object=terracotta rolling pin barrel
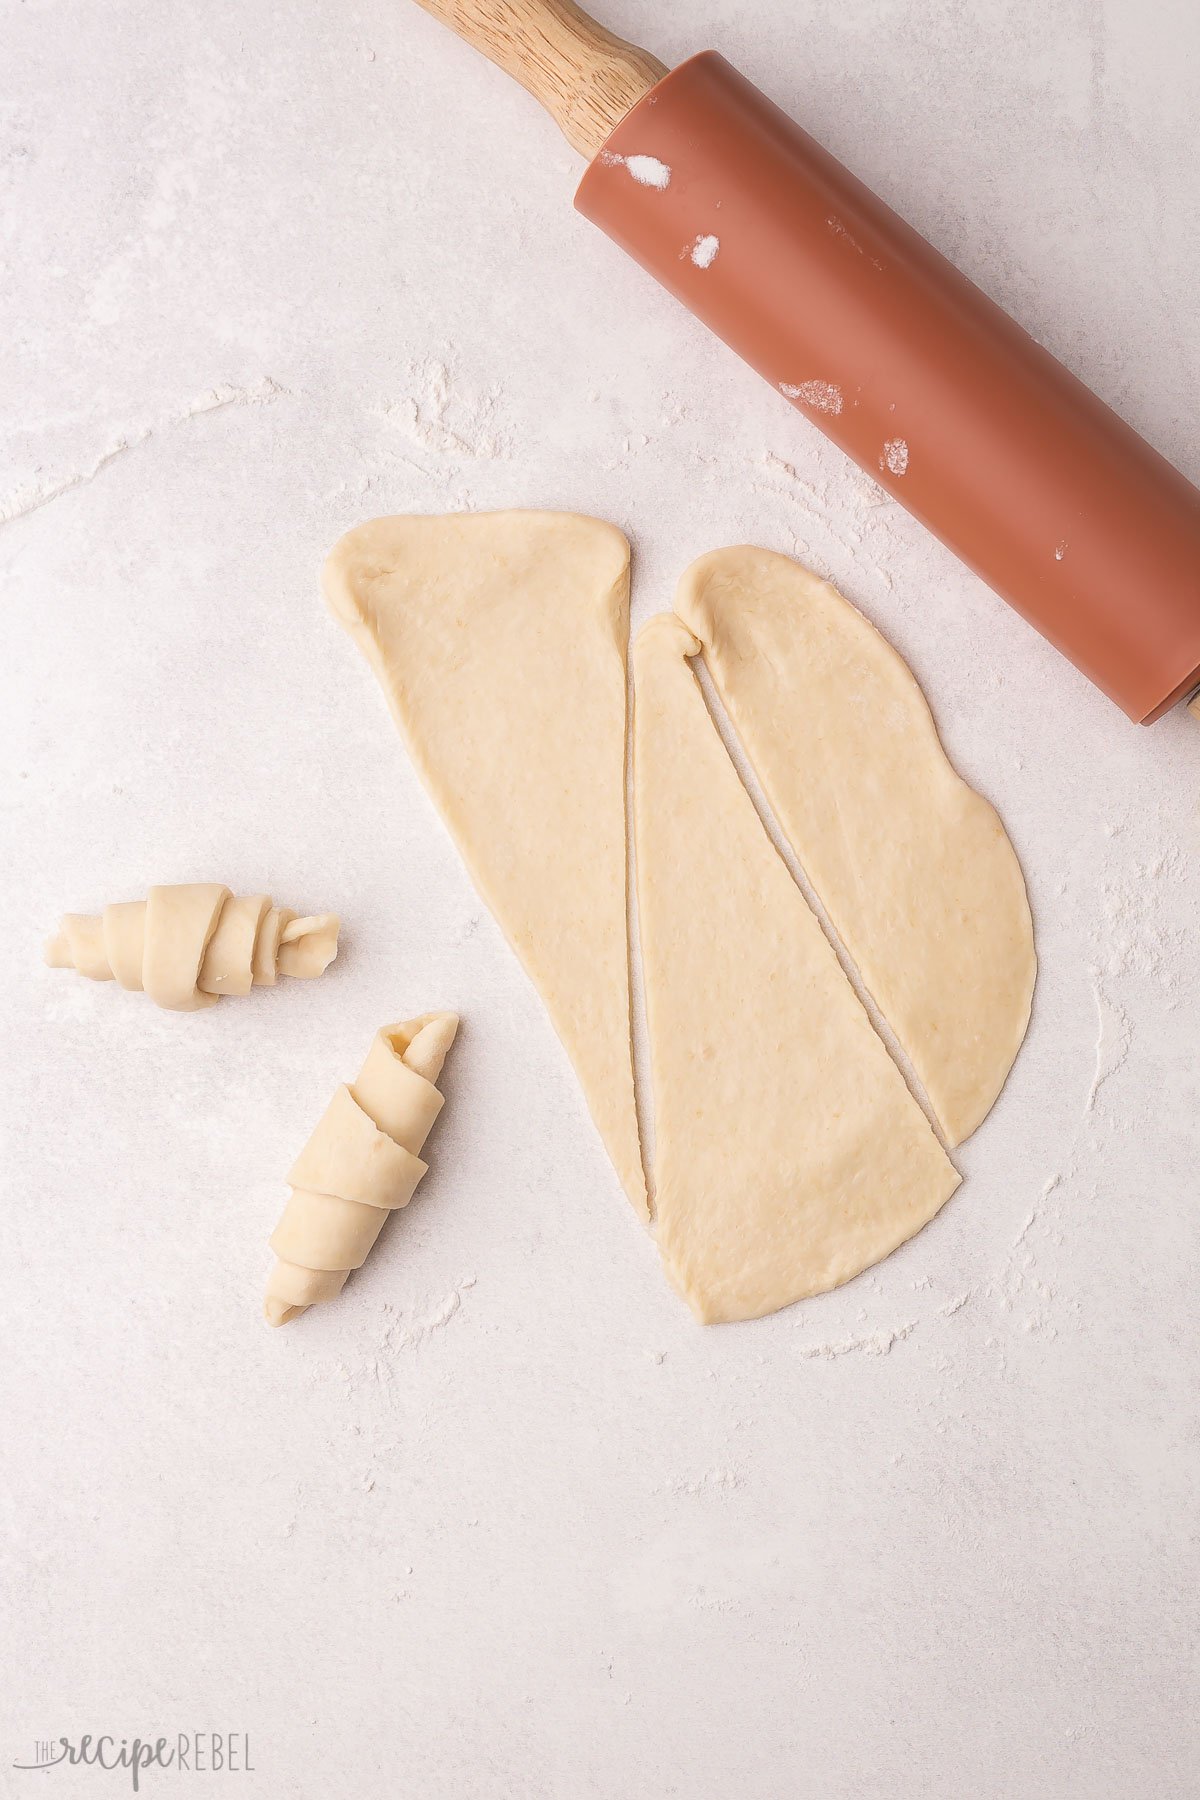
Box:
[414,0,1200,726]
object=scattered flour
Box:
[780,379,844,416]
[377,357,510,462]
[0,377,283,528]
[880,437,910,477]
[796,1320,917,1360]
[379,1276,477,1353]
[688,233,720,269]
[601,151,671,189]
[827,214,861,252]
[1085,980,1132,1111]
[666,1467,743,1498]
[827,213,885,270]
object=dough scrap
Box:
[325,512,645,1214]
[676,548,1035,1146]
[264,1013,458,1325]
[45,884,339,1012]
[633,614,961,1324]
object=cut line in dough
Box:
[323,513,1034,1324]
[675,547,1035,1146]
[687,651,952,1153]
[633,612,961,1323]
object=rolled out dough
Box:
[676,548,1035,1146]
[325,512,646,1215]
[633,614,961,1324]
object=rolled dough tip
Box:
[401,1011,460,1084]
[277,913,341,980]
[430,1009,461,1044]
[264,1297,305,1327]
[279,911,337,944]
[43,931,70,967]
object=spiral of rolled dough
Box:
[264,1013,459,1326]
[44,883,339,1011]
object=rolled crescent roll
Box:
[44,883,339,1011]
[264,1013,459,1327]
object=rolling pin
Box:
[413,0,1200,728]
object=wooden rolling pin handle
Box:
[1188,692,1200,726]
[411,0,667,159]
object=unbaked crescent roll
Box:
[264,1013,459,1327]
[44,884,339,1011]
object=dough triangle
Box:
[675,547,1035,1147]
[325,511,646,1215]
[633,613,960,1323]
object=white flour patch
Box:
[881,437,910,476]
[375,356,510,462]
[380,1277,477,1353]
[665,1467,743,1498]
[688,233,720,269]
[601,151,671,189]
[780,379,844,416]
[1084,981,1132,1112]
[0,377,283,528]
[1055,539,1068,560]
[796,1320,918,1361]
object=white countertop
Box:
[3,2,1198,1795]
